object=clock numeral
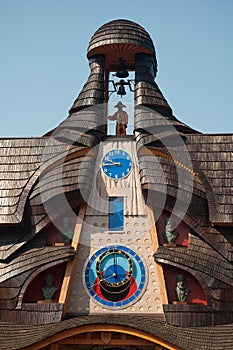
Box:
[126,168,130,173]
[115,174,118,179]
[109,152,113,156]
[126,156,130,160]
[122,172,125,177]
[109,173,112,177]
[129,162,132,166]
[104,168,107,172]
[104,156,109,161]
[115,149,120,154]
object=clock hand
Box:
[89,269,115,290]
[89,271,117,290]
[102,161,121,166]
[113,253,117,281]
[108,159,119,165]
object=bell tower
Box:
[55,19,173,145]
[60,20,172,317]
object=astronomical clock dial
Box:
[83,245,147,309]
[101,149,132,180]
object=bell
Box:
[115,69,129,78]
[117,85,126,96]
[115,57,129,78]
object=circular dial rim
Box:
[101,149,132,180]
[83,245,147,309]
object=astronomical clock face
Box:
[83,245,147,309]
[101,149,132,180]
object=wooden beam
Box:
[71,204,86,250]
[58,204,86,312]
[147,205,168,305]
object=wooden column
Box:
[58,204,86,315]
[147,205,168,304]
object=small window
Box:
[109,197,124,231]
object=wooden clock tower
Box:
[0,19,233,350]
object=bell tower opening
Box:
[107,70,135,136]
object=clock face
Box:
[101,149,132,180]
[83,245,147,309]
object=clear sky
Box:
[0,0,232,137]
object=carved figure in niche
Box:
[108,101,128,135]
[60,216,73,244]
[175,274,189,302]
[41,273,57,300]
[163,218,179,244]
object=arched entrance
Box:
[23,325,181,350]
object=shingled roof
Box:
[0,315,233,350]
[0,138,91,225]
[0,18,232,350]
[186,134,233,224]
[87,19,156,62]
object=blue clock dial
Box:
[101,149,132,180]
[83,245,147,309]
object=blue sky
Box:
[0,0,232,137]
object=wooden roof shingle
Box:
[0,315,232,350]
[186,134,233,225]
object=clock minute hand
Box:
[103,161,121,166]
[108,159,121,166]
[113,253,117,281]
[108,159,117,164]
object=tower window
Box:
[109,197,124,231]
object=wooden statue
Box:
[108,101,128,135]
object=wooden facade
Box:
[0,19,232,350]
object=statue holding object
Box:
[175,274,189,302]
[163,218,179,244]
